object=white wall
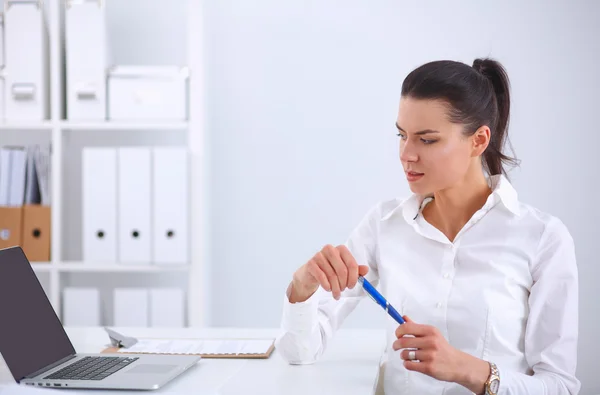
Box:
[201,0,600,393]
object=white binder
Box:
[0,13,4,68]
[82,148,117,262]
[4,0,49,120]
[152,148,189,264]
[0,14,4,120]
[113,288,149,327]
[8,147,26,206]
[65,0,109,120]
[150,288,185,327]
[62,288,100,327]
[118,147,151,264]
[0,148,12,205]
[0,71,4,120]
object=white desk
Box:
[0,327,385,395]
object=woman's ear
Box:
[471,126,491,157]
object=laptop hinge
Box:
[22,354,77,381]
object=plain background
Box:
[13,0,598,392]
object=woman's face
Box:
[396,97,483,195]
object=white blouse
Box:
[275,175,580,395]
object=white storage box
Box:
[4,0,49,120]
[107,66,188,121]
[65,0,110,120]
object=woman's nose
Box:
[400,141,418,163]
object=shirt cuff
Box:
[281,289,320,333]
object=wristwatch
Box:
[484,362,500,395]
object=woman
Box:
[274,58,579,395]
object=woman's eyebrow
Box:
[395,123,441,135]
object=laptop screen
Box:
[0,247,75,381]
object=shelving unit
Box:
[59,121,189,131]
[1,0,206,327]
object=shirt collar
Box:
[382,174,521,223]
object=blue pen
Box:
[358,276,405,325]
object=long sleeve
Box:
[498,217,581,395]
[274,204,382,364]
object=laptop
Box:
[0,246,200,390]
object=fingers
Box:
[358,265,369,277]
[395,319,437,338]
[400,349,433,362]
[314,251,341,299]
[306,258,331,292]
[322,245,348,291]
[392,335,430,351]
[308,244,366,301]
[337,245,359,289]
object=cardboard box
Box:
[21,204,50,261]
[0,206,23,250]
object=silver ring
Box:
[408,350,416,360]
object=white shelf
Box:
[31,262,190,273]
[56,262,190,272]
[0,121,54,131]
[59,121,189,131]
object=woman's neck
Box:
[422,169,492,243]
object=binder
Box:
[8,147,26,206]
[0,206,22,249]
[62,288,100,327]
[0,12,4,68]
[113,288,149,327]
[150,288,185,327]
[118,148,151,264]
[82,148,117,262]
[152,148,189,264]
[4,0,49,120]
[0,147,11,205]
[0,146,27,206]
[0,13,4,120]
[21,204,50,261]
[34,144,51,206]
[24,145,41,205]
[65,0,109,120]
[0,71,4,120]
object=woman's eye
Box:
[421,139,437,145]
[396,133,406,140]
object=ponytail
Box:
[472,58,518,176]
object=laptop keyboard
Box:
[43,356,139,381]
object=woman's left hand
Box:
[393,316,489,393]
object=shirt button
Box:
[443,273,450,279]
[436,302,443,309]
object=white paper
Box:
[118,339,273,355]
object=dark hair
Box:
[401,58,519,177]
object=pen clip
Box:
[358,276,378,304]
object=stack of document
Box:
[0,145,50,206]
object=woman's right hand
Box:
[288,244,369,303]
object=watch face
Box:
[490,378,500,393]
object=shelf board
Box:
[56,262,190,272]
[60,121,189,131]
[0,122,54,131]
